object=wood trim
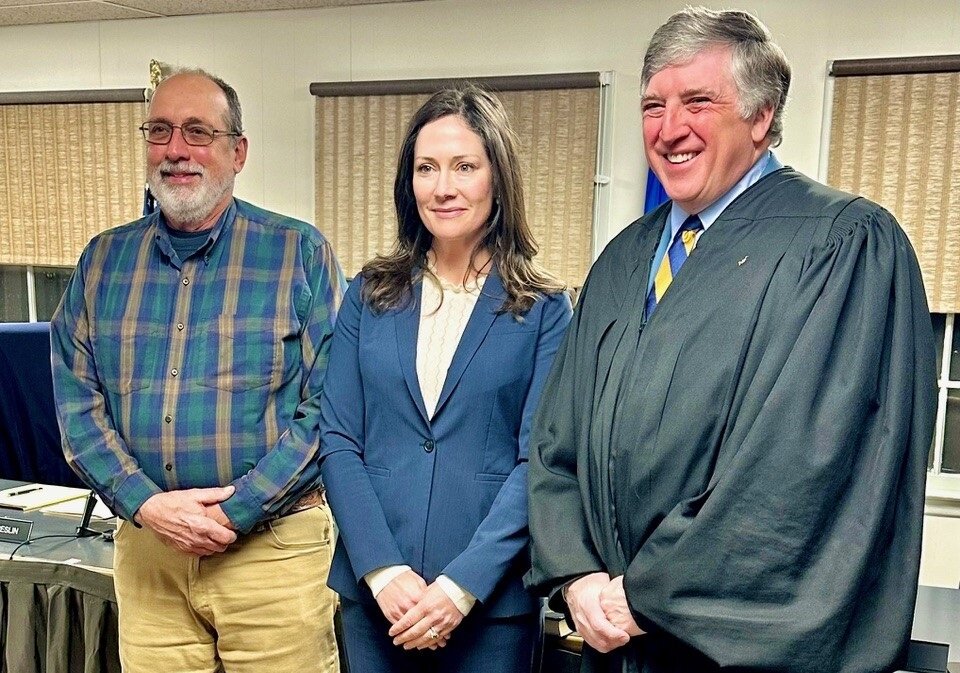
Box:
[310,72,601,97]
[830,55,960,77]
[0,88,146,105]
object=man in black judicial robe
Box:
[525,8,937,673]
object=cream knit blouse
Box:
[416,271,486,418]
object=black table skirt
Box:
[0,560,119,673]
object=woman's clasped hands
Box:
[376,569,465,651]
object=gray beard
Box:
[148,161,234,229]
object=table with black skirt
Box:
[0,479,118,673]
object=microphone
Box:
[76,491,100,538]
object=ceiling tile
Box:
[0,2,157,26]
[0,0,423,26]
[116,0,419,15]
[0,0,77,6]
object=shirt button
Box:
[182,277,190,286]
[176,323,184,331]
[164,415,172,423]
[171,368,179,377]
[423,439,435,453]
[165,463,173,471]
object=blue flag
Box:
[142,184,157,216]
[643,168,669,213]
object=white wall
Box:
[2,0,960,580]
[921,515,960,588]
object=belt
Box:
[285,489,326,513]
[251,488,326,533]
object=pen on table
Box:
[5,487,42,497]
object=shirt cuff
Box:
[365,565,411,597]
[548,577,581,632]
[437,574,477,616]
[113,470,163,523]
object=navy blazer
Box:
[320,270,572,618]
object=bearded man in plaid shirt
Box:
[51,67,343,673]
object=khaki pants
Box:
[114,506,339,673]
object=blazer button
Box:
[423,439,435,453]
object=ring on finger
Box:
[427,627,440,640]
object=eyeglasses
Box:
[139,121,243,147]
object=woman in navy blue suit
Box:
[319,86,573,673]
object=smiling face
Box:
[412,114,495,257]
[641,46,773,215]
[145,73,247,231]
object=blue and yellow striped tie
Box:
[645,214,703,318]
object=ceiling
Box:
[0,0,423,27]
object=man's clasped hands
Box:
[564,572,646,653]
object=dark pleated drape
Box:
[0,561,120,673]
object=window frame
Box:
[821,55,960,513]
[0,88,145,325]
[929,313,960,512]
[0,263,75,323]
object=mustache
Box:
[157,161,205,176]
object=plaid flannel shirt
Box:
[51,199,344,533]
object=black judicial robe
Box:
[526,168,937,673]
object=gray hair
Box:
[641,6,791,146]
[157,67,244,137]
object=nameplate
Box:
[0,516,33,544]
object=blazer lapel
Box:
[394,281,430,424]
[432,269,505,418]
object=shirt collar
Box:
[668,150,782,236]
[154,199,237,266]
